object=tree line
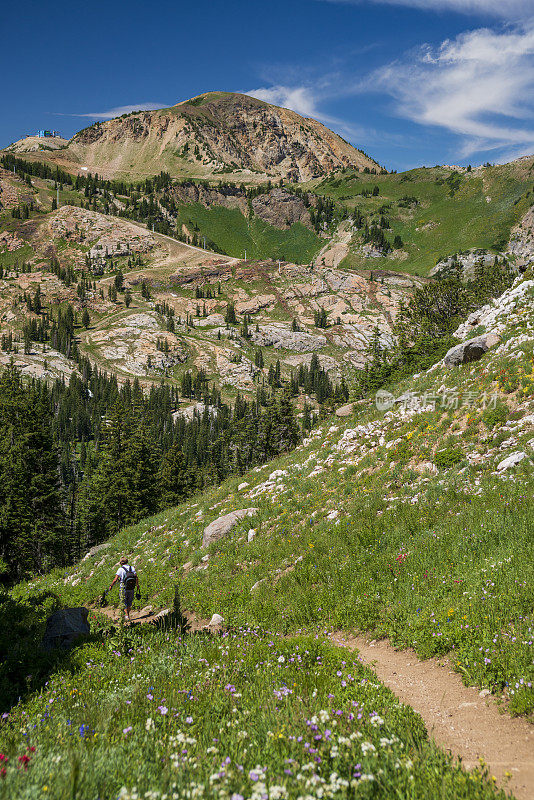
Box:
[0,360,304,584]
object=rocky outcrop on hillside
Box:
[443,334,500,367]
[507,206,534,269]
[48,206,155,267]
[0,169,32,210]
[172,184,314,230]
[251,188,313,229]
[50,206,155,253]
[430,249,501,279]
[250,323,327,352]
[454,279,534,339]
[63,93,379,181]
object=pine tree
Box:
[0,365,66,579]
[82,309,90,328]
[157,444,198,509]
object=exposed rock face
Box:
[251,188,312,229]
[172,184,314,230]
[216,350,258,389]
[250,323,327,352]
[454,279,534,339]
[0,168,32,210]
[507,205,534,269]
[443,334,500,367]
[42,608,90,650]
[203,508,259,548]
[86,312,188,377]
[56,93,380,181]
[497,451,528,471]
[430,250,502,279]
[49,206,155,265]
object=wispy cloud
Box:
[57,103,168,120]
[322,0,534,19]
[245,83,372,141]
[362,25,534,160]
[246,86,323,118]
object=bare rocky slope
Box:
[6,93,379,182]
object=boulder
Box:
[202,508,259,548]
[443,334,500,367]
[42,607,90,651]
[497,451,528,471]
[208,613,224,627]
[335,403,354,418]
[82,542,112,561]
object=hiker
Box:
[108,557,140,623]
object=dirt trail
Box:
[90,603,210,632]
[332,633,534,800]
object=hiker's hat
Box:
[119,556,128,565]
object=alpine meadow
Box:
[1,5,534,799]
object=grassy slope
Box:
[310,164,534,275]
[1,270,533,800]
[175,202,322,263]
[24,276,533,707]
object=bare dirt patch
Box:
[332,633,534,800]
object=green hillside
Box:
[175,202,322,263]
[2,275,533,798]
[311,162,534,275]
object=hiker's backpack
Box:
[123,566,137,591]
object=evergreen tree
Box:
[0,365,66,580]
[158,444,198,509]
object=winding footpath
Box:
[91,603,533,798]
[332,633,534,800]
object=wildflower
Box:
[123,727,133,735]
[278,655,285,664]
[158,706,168,715]
[145,718,155,731]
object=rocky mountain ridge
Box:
[4,93,379,182]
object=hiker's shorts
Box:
[123,589,135,609]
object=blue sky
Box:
[2,0,534,171]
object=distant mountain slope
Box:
[4,92,380,182]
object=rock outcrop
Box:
[203,508,259,548]
[42,608,90,650]
[497,451,528,471]
[250,324,327,352]
[507,206,534,269]
[443,334,500,367]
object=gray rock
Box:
[335,403,354,418]
[497,451,528,471]
[443,334,500,367]
[202,508,259,548]
[209,613,224,627]
[82,542,112,561]
[250,324,326,353]
[42,607,90,651]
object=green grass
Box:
[0,628,509,800]
[311,165,534,275]
[19,322,534,717]
[0,242,34,269]
[175,203,322,263]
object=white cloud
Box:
[246,86,320,117]
[367,25,534,159]
[324,0,534,19]
[70,103,168,120]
